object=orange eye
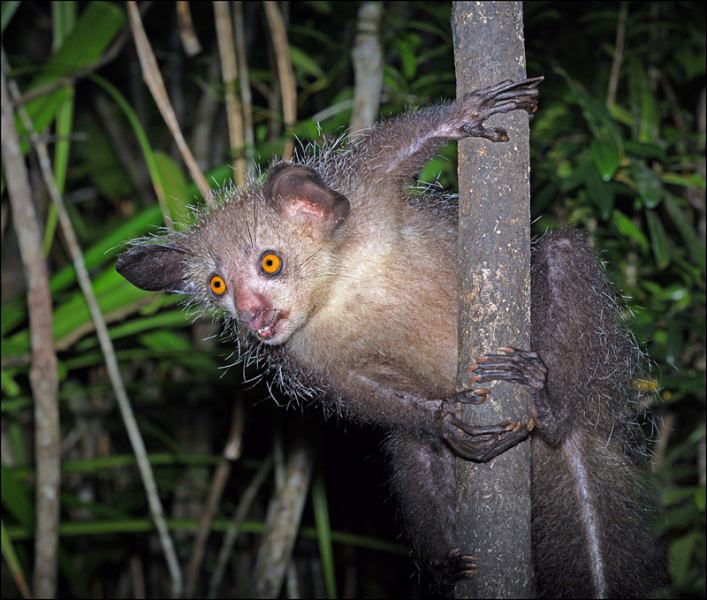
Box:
[261,252,282,275]
[209,275,227,295]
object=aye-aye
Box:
[117,78,663,597]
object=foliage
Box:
[1,1,704,597]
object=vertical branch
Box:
[214,1,247,185]
[263,1,297,161]
[452,1,533,597]
[251,433,315,598]
[126,0,210,209]
[233,1,254,170]
[350,2,383,137]
[1,68,59,600]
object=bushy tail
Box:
[529,229,665,598]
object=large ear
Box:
[264,163,350,240]
[116,244,198,295]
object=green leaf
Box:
[663,192,703,261]
[393,36,418,81]
[289,45,326,80]
[20,2,125,144]
[629,159,664,208]
[611,211,649,252]
[49,204,164,295]
[669,530,699,585]
[0,463,34,529]
[312,472,337,599]
[662,172,706,188]
[153,151,192,226]
[1,370,21,397]
[1,518,29,598]
[590,135,619,180]
[137,331,220,374]
[76,118,135,200]
[1,1,21,32]
[607,103,631,126]
[3,268,160,356]
[1,298,27,338]
[674,46,707,80]
[586,164,614,220]
[86,73,176,221]
[646,209,671,269]
[628,59,659,143]
[52,1,78,49]
[76,311,190,351]
[623,141,667,162]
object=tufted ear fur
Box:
[264,163,350,240]
[116,245,197,295]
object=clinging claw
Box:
[467,347,548,393]
[457,77,544,142]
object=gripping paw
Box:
[458,77,543,142]
[467,347,547,393]
[437,395,530,462]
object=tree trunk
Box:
[452,2,532,597]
